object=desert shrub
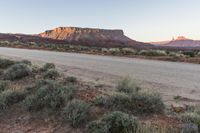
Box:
[0,80,8,92]
[101,48,109,53]
[0,90,26,110]
[108,93,132,110]
[138,50,167,56]
[19,60,32,66]
[197,52,200,57]
[64,99,91,127]
[183,51,195,57]
[181,112,200,131]
[181,123,199,133]
[87,111,139,133]
[41,63,55,71]
[168,51,185,58]
[136,124,180,133]
[108,48,121,55]
[93,92,164,114]
[130,92,164,114]
[23,80,74,111]
[94,93,131,110]
[0,58,15,69]
[117,77,141,94]
[92,95,110,107]
[0,70,3,76]
[3,63,32,80]
[44,69,59,79]
[87,120,109,133]
[121,48,136,55]
[65,76,77,83]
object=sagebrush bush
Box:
[108,93,131,110]
[138,50,167,56]
[93,93,131,110]
[93,91,164,114]
[130,92,164,114]
[87,111,139,133]
[108,48,121,55]
[121,48,136,55]
[0,70,3,77]
[181,112,200,131]
[0,80,8,92]
[117,77,141,93]
[92,95,110,107]
[44,69,59,79]
[0,90,26,110]
[23,80,74,111]
[19,60,32,66]
[65,76,77,83]
[41,63,55,71]
[0,58,15,69]
[87,120,109,133]
[197,52,200,57]
[181,123,199,133]
[64,99,91,127]
[182,51,195,57]
[168,52,185,58]
[3,63,32,80]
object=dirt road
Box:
[0,47,199,104]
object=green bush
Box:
[0,90,26,110]
[130,92,164,114]
[197,52,200,57]
[19,60,32,66]
[0,58,15,69]
[65,76,77,83]
[183,51,195,57]
[64,99,91,127]
[117,77,141,93]
[0,70,3,77]
[0,80,8,92]
[41,63,55,71]
[181,112,200,131]
[87,120,108,133]
[93,91,164,114]
[23,80,74,111]
[92,95,110,107]
[87,111,139,133]
[93,93,131,110]
[121,48,136,55]
[44,69,59,79]
[3,63,32,80]
[108,48,121,55]
[138,50,167,56]
[168,52,185,58]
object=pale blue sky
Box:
[0,0,200,42]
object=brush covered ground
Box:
[1,41,200,64]
[0,58,199,133]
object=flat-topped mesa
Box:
[39,27,126,41]
[39,27,151,48]
[41,27,124,35]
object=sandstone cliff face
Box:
[39,27,147,47]
[40,27,129,41]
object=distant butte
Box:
[175,36,191,41]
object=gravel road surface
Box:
[0,47,199,104]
